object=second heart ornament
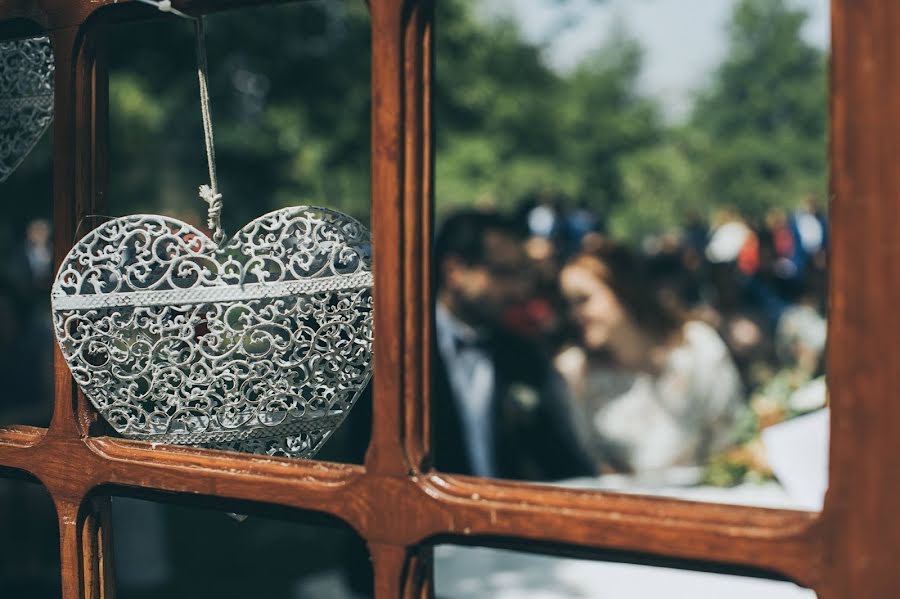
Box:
[0,36,54,182]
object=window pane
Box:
[0,34,54,428]
[435,545,817,599]
[112,497,371,598]
[0,478,60,595]
[432,0,829,511]
[83,1,373,462]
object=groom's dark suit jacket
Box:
[432,328,594,481]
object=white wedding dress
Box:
[558,320,744,484]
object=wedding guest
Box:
[9,219,53,300]
[433,210,592,480]
[3,220,54,426]
[556,242,744,483]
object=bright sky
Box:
[482,0,830,121]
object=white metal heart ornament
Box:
[51,207,374,457]
[0,36,54,182]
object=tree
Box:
[434,0,573,213]
[434,2,662,219]
[559,28,662,217]
[689,0,828,217]
[612,130,703,240]
[606,0,828,241]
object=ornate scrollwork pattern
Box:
[0,36,54,182]
[52,207,374,458]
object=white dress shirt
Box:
[435,302,497,478]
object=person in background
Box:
[433,210,593,481]
[4,219,54,426]
[9,219,53,298]
[789,195,827,278]
[556,242,744,484]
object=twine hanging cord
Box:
[193,17,224,244]
[135,0,225,244]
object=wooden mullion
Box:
[49,25,82,441]
[80,497,117,599]
[366,0,411,476]
[56,499,86,599]
[87,437,367,519]
[817,0,900,596]
[54,497,115,599]
[370,542,433,599]
[5,423,822,585]
[48,21,108,439]
[0,426,45,481]
[401,0,433,474]
[418,0,434,470]
[81,437,819,585]
[370,542,407,598]
[0,425,45,448]
[402,545,433,599]
[78,21,110,438]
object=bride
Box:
[556,243,744,483]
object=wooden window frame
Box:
[0,0,896,597]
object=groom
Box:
[432,210,593,481]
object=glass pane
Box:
[432,0,829,510]
[434,545,816,599]
[81,1,373,462]
[0,478,60,595]
[112,497,371,598]
[0,34,54,428]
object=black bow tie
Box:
[454,334,490,353]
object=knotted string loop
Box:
[133,1,225,243]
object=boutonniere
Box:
[507,383,540,411]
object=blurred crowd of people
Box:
[432,197,828,484]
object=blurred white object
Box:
[554,345,587,395]
[762,408,830,512]
[789,377,827,412]
[293,569,366,599]
[705,221,751,263]
[776,305,827,368]
[559,476,811,510]
[528,204,557,238]
[436,543,816,599]
[566,321,743,478]
[794,210,825,254]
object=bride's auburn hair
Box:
[566,239,685,344]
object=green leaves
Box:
[435,3,660,219]
[609,0,827,240]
